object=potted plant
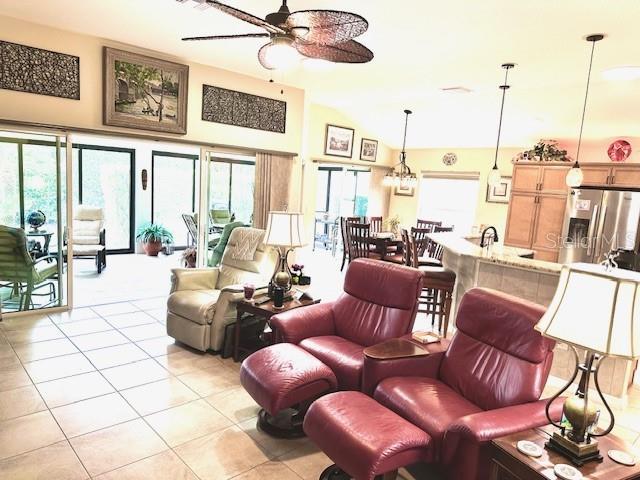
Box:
[181,247,197,268]
[136,223,173,257]
[291,263,311,285]
[383,215,401,236]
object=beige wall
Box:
[388,147,523,237]
[0,15,305,155]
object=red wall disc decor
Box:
[608,139,632,162]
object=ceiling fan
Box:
[178,0,374,70]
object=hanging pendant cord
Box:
[493,66,512,169]
[399,109,412,174]
[575,39,598,166]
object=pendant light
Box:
[488,63,515,187]
[566,34,605,188]
[383,109,417,188]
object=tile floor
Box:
[3,247,640,479]
[0,298,345,480]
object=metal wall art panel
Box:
[0,40,80,100]
[202,84,286,134]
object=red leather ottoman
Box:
[241,343,337,438]
[304,391,432,480]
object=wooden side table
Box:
[490,428,640,480]
[233,294,320,362]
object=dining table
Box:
[369,232,404,261]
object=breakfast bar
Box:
[427,231,635,401]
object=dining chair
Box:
[368,216,383,234]
[340,216,361,271]
[416,219,442,231]
[347,222,381,262]
[410,227,431,256]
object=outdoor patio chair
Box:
[0,225,58,311]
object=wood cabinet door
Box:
[511,165,540,192]
[531,195,567,252]
[540,166,570,194]
[580,165,611,186]
[504,193,538,248]
[611,166,640,187]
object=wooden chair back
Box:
[368,216,383,234]
[347,222,371,260]
[401,228,411,266]
[340,217,360,254]
[411,227,432,256]
[416,219,442,232]
[428,225,454,260]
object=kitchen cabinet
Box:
[505,162,569,262]
[511,163,570,195]
[580,164,640,187]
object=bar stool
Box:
[420,267,456,337]
[407,234,456,336]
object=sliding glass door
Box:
[0,130,70,315]
[152,151,199,248]
[73,145,135,252]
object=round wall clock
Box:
[442,152,457,166]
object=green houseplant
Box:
[136,223,173,256]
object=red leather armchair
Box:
[367,288,562,480]
[270,258,423,390]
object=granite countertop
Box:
[427,232,562,274]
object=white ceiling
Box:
[2,0,640,149]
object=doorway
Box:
[0,130,71,314]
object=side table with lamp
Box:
[490,259,640,480]
[263,211,307,305]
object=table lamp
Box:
[535,261,640,466]
[264,211,306,294]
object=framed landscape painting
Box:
[360,138,378,162]
[103,47,189,134]
[486,176,512,203]
[325,124,354,158]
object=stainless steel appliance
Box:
[559,188,640,265]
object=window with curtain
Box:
[417,172,480,235]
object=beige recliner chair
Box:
[166,227,277,352]
[70,205,106,273]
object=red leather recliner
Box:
[270,258,423,390]
[365,288,559,480]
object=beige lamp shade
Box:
[536,263,640,360]
[264,211,307,248]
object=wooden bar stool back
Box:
[408,234,456,337]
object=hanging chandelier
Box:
[488,63,515,187]
[566,34,605,188]
[383,109,417,188]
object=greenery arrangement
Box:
[136,223,174,244]
[515,139,572,163]
[383,214,401,235]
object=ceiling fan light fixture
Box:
[262,35,300,70]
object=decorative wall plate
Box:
[608,139,632,162]
[442,152,457,166]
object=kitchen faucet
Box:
[480,226,499,248]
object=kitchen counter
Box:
[427,232,561,274]
[427,232,635,401]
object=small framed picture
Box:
[394,182,415,197]
[360,138,378,162]
[486,176,512,203]
[325,124,355,158]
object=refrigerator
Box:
[559,187,640,265]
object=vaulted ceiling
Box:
[1,0,639,149]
